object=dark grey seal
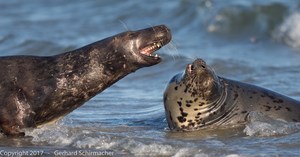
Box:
[0,25,171,136]
[164,58,300,131]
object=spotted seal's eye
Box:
[201,64,206,69]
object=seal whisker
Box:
[148,23,157,34]
[118,19,130,31]
[164,40,179,61]
[185,55,197,62]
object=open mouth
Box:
[139,41,163,59]
[134,25,172,65]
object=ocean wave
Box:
[207,3,288,38]
[244,111,300,136]
[272,12,300,49]
[25,124,203,156]
[25,117,236,156]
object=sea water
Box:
[1,0,300,156]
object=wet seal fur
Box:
[0,25,171,136]
[164,58,300,131]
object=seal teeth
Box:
[156,42,162,48]
[139,42,163,58]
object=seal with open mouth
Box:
[0,25,171,136]
[164,58,300,131]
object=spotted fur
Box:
[164,58,300,131]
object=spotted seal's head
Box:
[164,58,226,131]
[182,59,222,101]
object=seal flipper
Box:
[0,87,35,137]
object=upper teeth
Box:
[156,42,162,48]
[148,43,161,51]
[140,42,162,57]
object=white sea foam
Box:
[25,124,198,156]
[244,112,300,136]
[73,136,117,150]
[122,140,174,156]
[26,124,78,146]
[272,12,300,49]
[225,154,244,157]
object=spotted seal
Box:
[0,25,171,136]
[163,58,300,131]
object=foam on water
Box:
[244,112,300,136]
[24,124,198,156]
[272,12,300,49]
[26,124,78,146]
[24,115,300,156]
[24,121,243,156]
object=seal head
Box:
[164,59,228,131]
[182,59,222,101]
[99,25,171,67]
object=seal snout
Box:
[187,64,194,73]
[136,25,172,66]
[186,58,207,75]
[152,25,172,45]
[142,25,172,53]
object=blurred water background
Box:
[1,0,300,156]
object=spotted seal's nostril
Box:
[186,64,194,73]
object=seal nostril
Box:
[190,64,195,71]
[201,65,206,69]
[187,64,194,73]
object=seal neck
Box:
[199,78,235,127]
[55,48,139,98]
[35,48,140,125]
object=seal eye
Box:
[201,65,206,69]
[127,32,136,38]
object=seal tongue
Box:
[140,42,162,57]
